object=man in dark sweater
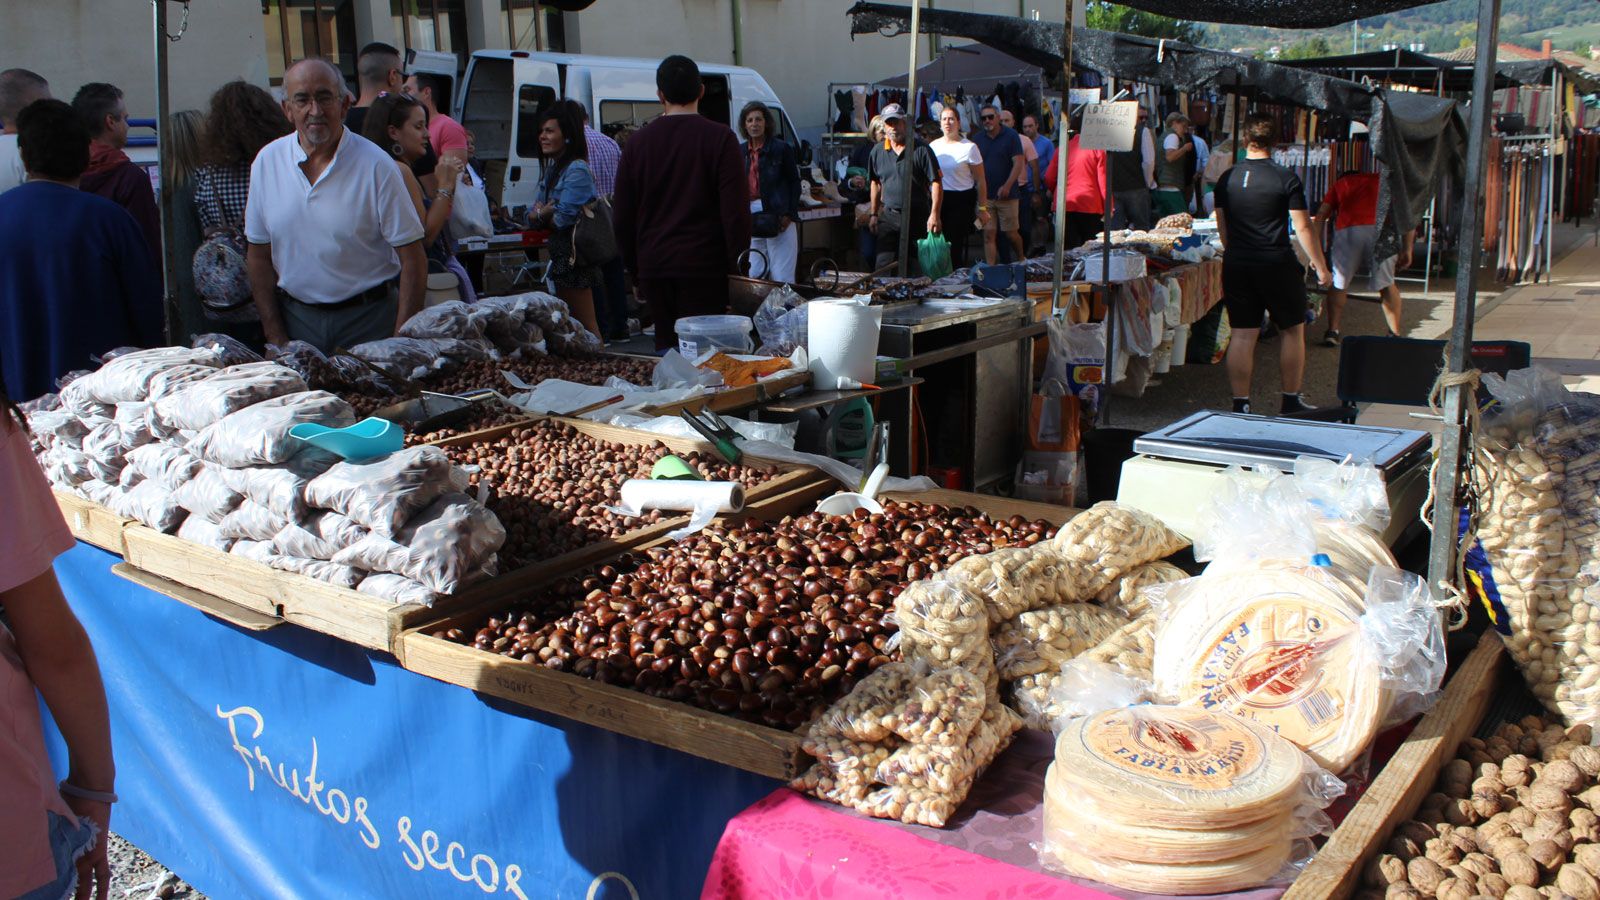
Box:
[71,83,160,273]
[613,55,751,352]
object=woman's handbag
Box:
[570,196,619,267]
[193,228,254,314]
[751,211,784,238]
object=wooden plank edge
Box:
[400,630,804,780]
[1283,633,1506,900]
[112,563,284,631]
[54,489,134,555]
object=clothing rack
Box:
[1487,137,1557,284]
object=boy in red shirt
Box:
[1314,171,1413,344]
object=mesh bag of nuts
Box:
[1049,502,1190,595]
[1476,370,1600,725]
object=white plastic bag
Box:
[113,401,158,448]
[357,573,441,606]
[218,500,292,542]
[398,300,488,341]
[177,515,233,552]
[187,390,355,468]
[109,480,187,533]
[171,464,245,522]
[331,493,504,594]
[448,180,494,239]
[305,446,468,537]
[272,511,370,561]
[124,444,203,491]
[268,555,364,589]
[75,346,222,405]
[153,362,307,433]
[219,449,340,522]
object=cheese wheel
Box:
[1040,828,1291,895]
[1050,705,1306,827]
[1153,571,1383,772]
[1043,767,1286,863]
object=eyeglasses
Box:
[981,114,997,121]
[288,91,342,111]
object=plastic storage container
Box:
[677,315,755,356]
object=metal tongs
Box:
[679,408,743,464]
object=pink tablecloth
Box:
[701,730,1288,900]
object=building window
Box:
[503,1,566,52]
[392,0,469,69]
[262,0,357,86]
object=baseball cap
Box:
[881,103,906,122]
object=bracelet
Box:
[436,189,454,200]
[59,781,118,804]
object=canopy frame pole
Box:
[1426,0,1502,599]
[153,0,178,343]
[896,0,924,277]
[1048,0,1074,313]
[1546,66,1557,280]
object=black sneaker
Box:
[1321,330,1341,347]
[1281,393,1317,415]
[1232,398,1252,414]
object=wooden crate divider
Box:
[398,482,1077,779]
[1284,633,1507,899]
[111,563,284,631]
[642,370,812,417]
[55,489,134,555]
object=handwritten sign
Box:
[1080,101,1140,152]
[1068,88,1102,106]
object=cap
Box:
[880,103,906,122]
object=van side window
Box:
[515,84,557,158]
[599,100,664,134]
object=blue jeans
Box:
[16,811,97,900]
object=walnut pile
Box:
[1358,716,1600,900]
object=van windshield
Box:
[598,99,793,147]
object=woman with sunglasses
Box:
[928,107,989,267]
[361,92,474,302]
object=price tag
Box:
[1080,101,1140,152]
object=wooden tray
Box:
[398,484,1079,779]
[55,489,133,555]
[1283,632,1506,899]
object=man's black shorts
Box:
[1222,261,1309,331]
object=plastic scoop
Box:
[650,455,703,481]
[814,491,884,517]
[289,417,404,462]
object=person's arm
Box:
[121,163,164,273]
[246,243,288,346]
[395,239,426,331]
[550,163,597,229]
[1312,201,1335,243]
[999,145,1024,198]
[5,568,115,900]
[1291,208,1331,286]
[781,141,801,228]
[1164,134,1189,163]
[716,132,753,272]
[1043,154,1058,199]
[406,163,454,246]
[869,179,882,232]
[928,180,943,234]
[612,147,639,274]
[1214,208,1229,249]
[1398,228,1417,269]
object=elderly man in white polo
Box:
[245,58,426,352]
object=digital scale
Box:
[1115,411,1433,547]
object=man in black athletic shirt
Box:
[1213,115,1332,415]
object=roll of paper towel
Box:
[808,299,883,387]
[615,479,745,514]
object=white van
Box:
[407,50,800,210]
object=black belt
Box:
[281,281,392,311]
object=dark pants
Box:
[280,288,399,354]
[874,207,930,273]
[1109,189,1154,231]
[857,224,878,271]
[1017,185,1035,255]
[942,188,978,267]
[1065,212,1105,250]
[636,276,729,352]
[596,257,629,340]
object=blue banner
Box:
[46,543,777,900]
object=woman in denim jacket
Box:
[531,102,602,337]
[738,101,802,284]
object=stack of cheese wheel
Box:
[1042,705,1309,894]
[1311,519,1397,583]
[1152,566,1384,772]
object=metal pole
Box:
[1048,0,1074,311]
[1546,67,1556,280]
[895,0,923,277]
[532,2,544,52]
[153,0,178,343]
[1426,0,1502,598]
[731,0,744,66]
[1099,108,1114,427]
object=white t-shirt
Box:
[0,135,26,195]
[929,137,982,193]
[244,128,425,305]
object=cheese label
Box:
[1079,707,1266,792]
[1188,601,1356,749]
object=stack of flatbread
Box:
[1042,705,1308,894]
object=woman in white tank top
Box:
[928,108,988,266]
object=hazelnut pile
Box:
[404,406,529,447]
[435,502,1056,729]
[1362,716,1600,900]
[443,420,781,569]
[344,354,658,421]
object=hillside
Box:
[1200,0,1598,57]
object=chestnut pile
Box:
[436,502,1057,729]
[443,420,782,568]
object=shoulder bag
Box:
[570,194,619,268]
[192,174,255,316]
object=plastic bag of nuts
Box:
[941,546,1098,624]
[272,511,369,561]
[152,362,308,434]
[893,579,998,701]
[1050,502,1190,595]
[219,449,341,522]
[305,446,468,538]
[993,603,1129,680]
[171,464,244,523]
[187,391,356,469]
[333,493,505,594]
[1094,560,1189,619]
[1474,370,1600,725]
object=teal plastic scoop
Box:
[289,417,404,461]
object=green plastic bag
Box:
[917,233,953,279]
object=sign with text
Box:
[1068,87,1102,106]
[46,544,777,900]
[1080,101,1140,152]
